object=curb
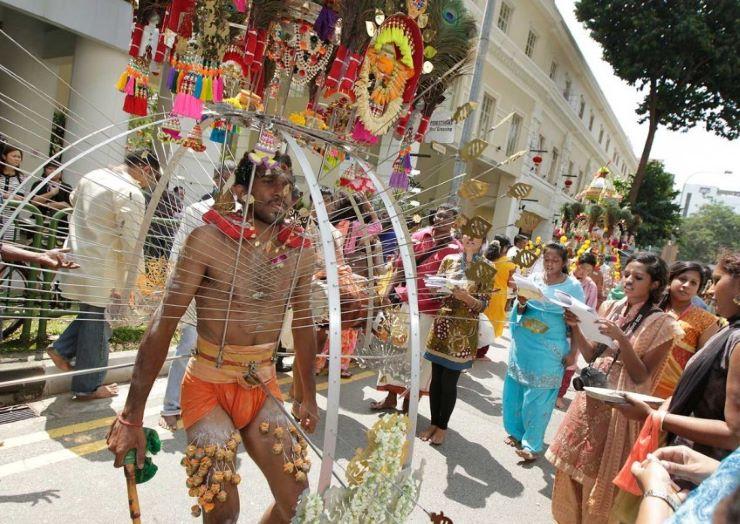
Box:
[0,348,176,402]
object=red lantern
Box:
[532,155,543,165]
[564,179,573,187]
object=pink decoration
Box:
[351,121,379,145]
[124,76,136,96]
[233,0,247,12]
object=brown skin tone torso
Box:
[108,169,319,465]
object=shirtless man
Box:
[107,155,319,523]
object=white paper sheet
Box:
[549,290,616,348]
[512,274,545,301]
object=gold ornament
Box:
[506,182,533,199]
[452,101,477,122]
[458,178,490,200]
[460,138,488,161]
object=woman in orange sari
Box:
[653,261,720,398]
[546,252,679,524]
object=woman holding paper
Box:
[546,252,678,524]
[503,243,585,462]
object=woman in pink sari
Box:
[546,252,679,524]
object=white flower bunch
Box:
[292,415,423,523]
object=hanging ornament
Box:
[354,15,423,139]
[116,58,151,117]
[532,155,543,165]
[506,182,533,199]
[182,123,207,152]
[248,128,280,168]
[157,115,183,144]
[209,119,228,144]
[339,162,375,194]
[388,147,413,190]
[458,178,490,200]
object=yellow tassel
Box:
[200,76,211,102]
[115,69,129,92]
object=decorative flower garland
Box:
[292,414,422,523]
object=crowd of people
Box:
[2,139,738,522]
[363,203,738,523]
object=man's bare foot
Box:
[370,395,396,411]
[430,429,446,445]
[555,398,567,410]
[46,348,72,371]
[516,448,538,462]
[73,384,119,400]
[504,435,522,449]
[420,425,438,441]
[158,414,179,431]
[341,369,352,379]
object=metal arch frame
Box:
[357,159,421,463]
[0,114,171,239]
[281,131,343,493]
[345,193,377,345]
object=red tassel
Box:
[250,29,267,77]
[415,114,431,142]
[339,51,362,92]
[325,44,348,90]
[129,23,143,57]
[243,29,258,67]
[153,31,168,63]
[395,111,411,139]
[123,94,136,114]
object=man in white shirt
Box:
[47,150,157,399]
[507,234,528,259]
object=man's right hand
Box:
[107,418,146,469]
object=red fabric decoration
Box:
[202,209,256,240]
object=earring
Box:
[734,295,740,306]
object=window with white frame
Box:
[549,61,558,80]
[477,94,496,140]
[577,168,585,192]
[578,96,586,118]
[598,126,604,144]
[588,112,594,131]
[498,3,512,33]
[563,76,572,99]
[605,136,611,152]
[548,147,560,184]
[525,30,538,58]
[505,113,523,156]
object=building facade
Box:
[410,0,637,242]
[681,183,740,217]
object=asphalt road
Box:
[0,335,569,523]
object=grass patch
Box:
[0,317,166,355]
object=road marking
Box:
[0,370,374,477]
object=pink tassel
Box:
[124,76,136,96]
[172,93,186,116]
[213,76,223,102]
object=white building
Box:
[411,0,637,241]
[680,183,740,217]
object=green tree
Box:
[575,1,740,206]
[678,202,740,263]
[625,160,681,248]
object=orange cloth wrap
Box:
[181,337,282,430]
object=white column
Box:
[0,9,61,174]
[64,36,129,185]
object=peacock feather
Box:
[416,0,477,118]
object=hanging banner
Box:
[424,108,455,144]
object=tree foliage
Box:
[575,1,740,205]
[678,202,740,263]
[623,160,681,248]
